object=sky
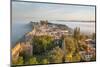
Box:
[12,1,95,22]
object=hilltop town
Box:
[12,20,71,61]
[12,20,96,65]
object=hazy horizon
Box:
[12,1,95,22]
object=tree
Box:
[73,27,81,53]
[29,57,38,64]
[80,34,87,41]
[64,37,76,53]
[73,27,80,41]
[32,35,53,54]
[17,57,24,65]
[49,46,64,63]
[72,53,81,62]
[12,56,24,65]
[65,53,73,62]
[41,59,49,64]
[64,36,81,62]
[65,51,81,62]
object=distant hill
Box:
[55,20,95,22]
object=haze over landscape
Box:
[12,1,95,22]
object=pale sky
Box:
[12,1,95,21]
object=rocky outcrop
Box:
[12,20,71,62]
[12,42,33,62]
